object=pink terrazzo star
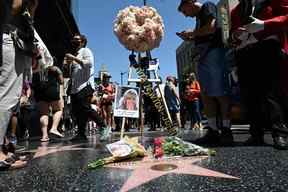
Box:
[106,156,239,192]
[29,143,94,159]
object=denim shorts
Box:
[197,44,228,97]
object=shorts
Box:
[11,102,20,116]
[38,99,64,116]
[197,44,228,97]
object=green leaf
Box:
[88,159,105,169]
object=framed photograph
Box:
[106,140,132,157]
[113,86,140,118]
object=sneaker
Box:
[272,123,288,134]
[194,127,220,145]
[273,136,288,150]
[99,126,111,141]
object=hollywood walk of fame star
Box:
[105,156,240,192]
[27,143,96,159]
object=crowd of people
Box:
[1,0,288,171]
[0,0,111,170]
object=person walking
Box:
[32,65,64,142]
[64,34,110,141]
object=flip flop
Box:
[40,137,50,142]
[49,130,64,138]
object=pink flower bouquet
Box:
[114,6,164,52]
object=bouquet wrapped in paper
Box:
[113,6,164,52]
[153,136,216,159]
[88,137,146,169]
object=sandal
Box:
[9,152,32,162]
[49,129,64,138]
[40,137,50,142]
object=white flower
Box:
[114,5,164,52]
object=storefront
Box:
[34,0,79,67]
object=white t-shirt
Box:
[70,47,95,94]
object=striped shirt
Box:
[70,47,95,94]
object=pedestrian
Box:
[177,0,233,145]
[99,73,115,130]
[0,0,38,171]
[64,34,110,141]
[184,73,202,129]
[230,0,288,149]
[164,76,181,129]
[32,65,64,142]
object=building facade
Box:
[176,41,199,103]
[71,0,79,22]
[176,41,199,83]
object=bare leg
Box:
[40,115,49,141]
[106,105,112,128]
[176,112,181,128]
[101,106,108,125]
[49,110,63,137]
[10,116,17,137]
[49,100,64,137]
[38,101,49,141]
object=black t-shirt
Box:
[32,66,62,102]
[195,2,222,47]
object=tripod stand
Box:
[117,51,177,139]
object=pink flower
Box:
[114,5,164,52]
[154,137,164,147]
[154,146,164,158]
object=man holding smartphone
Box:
[177,0,233,146]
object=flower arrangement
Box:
[88,137,146,169]
[154,137,216,159]
[113,6,164,52]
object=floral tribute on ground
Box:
[153,136,216,159]
[88,136,215,169]
[113,6,164,52]
[88,137,146,169]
